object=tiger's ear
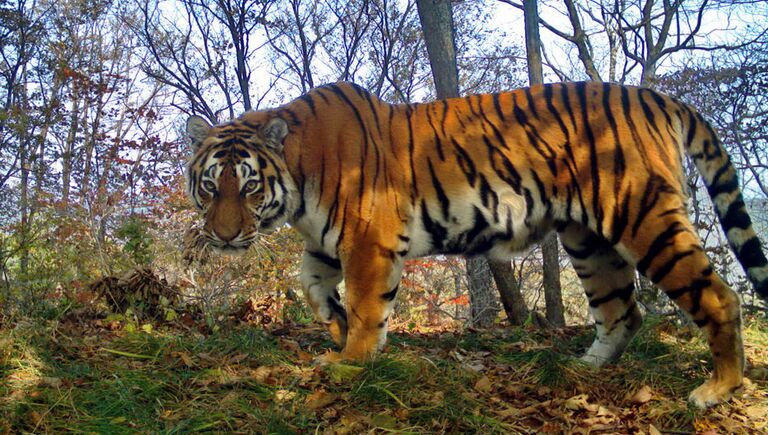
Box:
[186,115,212,151]
[261,117,289,152]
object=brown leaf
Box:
[296,350,313,362]
[474,375,492,393]
[251,366,277,384]
[649,424,662,435]
[564,394,590,411]
[627,385,654,405]
[275,389,297,402]
[305,390,336,410]
[174,351,194,367]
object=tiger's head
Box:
[185,114,299,253]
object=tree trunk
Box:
[541,234,565,326]
[416,0,459,98]
[523,0,565,327]
[466,257,500,328]
[488,259,528,326]
[416,0,502,327]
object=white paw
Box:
[688,380,738,409]
[579,352,611,368]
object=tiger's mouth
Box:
[203,230,256,255]
[210,241,251,255]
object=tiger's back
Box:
[186,81,767,408]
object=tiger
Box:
[185,81,768,408]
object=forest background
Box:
[1,0,768,432]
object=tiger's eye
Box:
[203,180,217,192]
[243,180,259,193]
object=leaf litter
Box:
[1,308,767,434]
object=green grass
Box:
[1,314,767,433]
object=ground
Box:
[1,307,767,434]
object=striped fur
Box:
[186,82,768,408]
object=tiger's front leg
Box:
[318,242,404,363]
[300,250,347,348]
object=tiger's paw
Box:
[314,350,345,365]
[688,379,742,409]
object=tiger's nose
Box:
[214,226,240,242]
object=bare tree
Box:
[500,0,768,86]
[132,0,275,121]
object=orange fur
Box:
[186,82,768,407]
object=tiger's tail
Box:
[684,108,768,302]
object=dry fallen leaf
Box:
[305,390,336,410]
[628,385,653,405]
[474,375,492,393]
[173,351,194,367]
[649,424,662,435]
[251,366,276,383]
[275,389,297,402]
[564,394,590,411]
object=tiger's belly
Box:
[405,187,553,260]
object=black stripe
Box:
[512,94,557,174]
[452,138,477,186]
[707,173,739,198]
[632,175,674,237]
[440,100,449,135]
[477,96,510,150]
[721,198,751,232]
[420,200,447,251]
[327,296,347,322]
[650,249,696,284]
[426,108,446,160]
[406,106,418,197]
[684,108,698,151]
[737,238,768,270]
[672,279,709,316]
[544,83,572,158]
[693,317,709,328]
[636,222,686,276]
[648,90,671,125]
[427,159,450,220]
[308,251,341,270]
[327,84,370,209]
[360,88,383,137]
[608,302,637,333]
[337,197,349,248]
[530,169,549,214]
[486,138,522,191]
[637,89,665,145]
[560,84,577,132]
[298,94,317,116]
[589,283,634,308]
[708,161,731,186]
[610,185,632,244]
[493,93,505,121]
[320,173,341,246]
[562,242,598,260]
[381,285,399,301]
[576,82,602,236]
[524,87,539,119]
[465,207,489,248]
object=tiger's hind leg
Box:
[559,223,643,367]
[300,250,347,348]
[616,203,743,408]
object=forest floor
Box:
[1,302,767,434]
